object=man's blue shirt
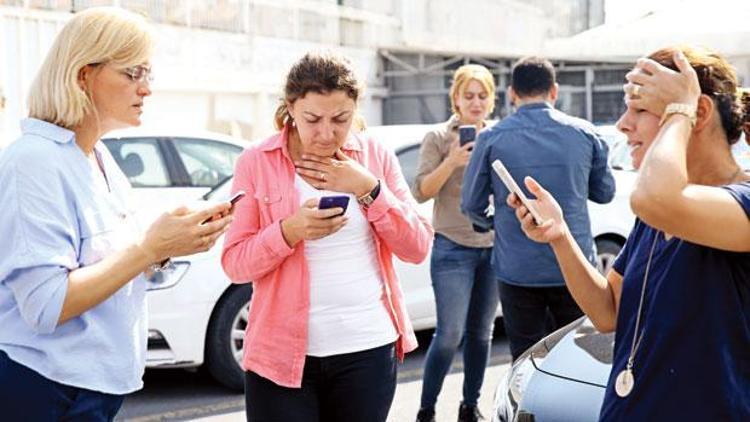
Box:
[461,102,615,286]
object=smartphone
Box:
[201,190,246,224]
[318,195,350,217]
[228,190,247,207]
[491,159,545,225]
[458,125,477,147]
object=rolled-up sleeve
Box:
[0,159,78,334]
[411,131,443,203]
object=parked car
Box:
[491,136,750,422]
[104,124,634,391]
[102,128,246,223]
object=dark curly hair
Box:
[274,51,364,130]
[648,46,750,144]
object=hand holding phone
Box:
[318,195,350,217]
[491,159,545,225]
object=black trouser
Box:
[498,281,584,361]
[0,350,124,422]
[245,342,397,422]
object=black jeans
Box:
[0,350,124,422]
[245,342,397,422]
[498,281,584,361]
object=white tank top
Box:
[295,175,398,356]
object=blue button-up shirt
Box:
[461,103,615,286]
[0,118,147,394]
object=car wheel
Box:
[595,238,622,275]
[205,285,252,391]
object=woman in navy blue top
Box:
[508,45,749,420]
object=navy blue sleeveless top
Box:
[600,182,750,421]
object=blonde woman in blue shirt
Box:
[0,8,233,421]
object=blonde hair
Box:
[449,64,496,116]
[27,7,153,129]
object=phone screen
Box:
[459,125,477,147]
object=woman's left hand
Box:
[295,149,378,197]
[624,50,701,116]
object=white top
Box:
[295,175,398,356]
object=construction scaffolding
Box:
[380,49,631,125]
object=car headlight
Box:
[494,319,581,422]
[494,348,535,422]
[146,261,190,291]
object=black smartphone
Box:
[229,190,247,207]
[201,190,246,224]
[458,125,476,147]
[318,195,350,216]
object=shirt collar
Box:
[516,102,553,112]
[20,118,76,144]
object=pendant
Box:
[615,368,635,397]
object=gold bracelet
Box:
[659,103,696,127]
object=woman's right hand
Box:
[445,139,474,169]
[139,203,233,263]
[281,198,348,247]
[507,177,568,244]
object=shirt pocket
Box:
[78,210,119,266]
[253,189,284,224]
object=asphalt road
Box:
[117,324,511,421]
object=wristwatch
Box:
[357,180,381,207]
[659,103,697,127]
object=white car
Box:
[104,124,635,390]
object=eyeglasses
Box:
[120,65,153,84]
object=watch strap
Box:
[357,180,381,207]
[659,103,697,127]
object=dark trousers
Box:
[498,281,584,361]
[0,350,124,422]
[244,342,397,422]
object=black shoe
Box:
[457,402,484,422]
[416,407,436,422]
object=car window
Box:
[396,145,420,189]
[103,138,170,187]
[173,138,243,187]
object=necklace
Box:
[614,232,660,398]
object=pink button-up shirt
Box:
[221,127,433,388]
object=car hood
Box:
[531,318,614,387]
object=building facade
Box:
[1,0,611,146]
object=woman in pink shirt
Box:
[221,51,433,422]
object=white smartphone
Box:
[491,159,545,225]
